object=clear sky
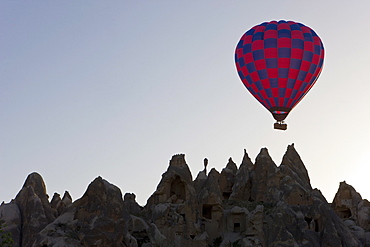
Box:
[2,1,370,206]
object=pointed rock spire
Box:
[50,191,72,217]
[71,176,128,246]
[15,172,55,246]
[194,158,209,194]
[22,172,47,195]
[254,147,277,173]
[204,158,208,174]
[218,158,237,200]
[146,153,197,212]
[280,144,311,190]
[250,148,278,202]
[241,148,254,172]
[230,149,253,201]
[225,157,237,173]
[198,168,222,205]
[61,191,72,205]
[332,181,363,223]
[50,193,61,210]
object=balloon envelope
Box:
[235,20,324,122]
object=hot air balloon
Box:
[235,20,324,130]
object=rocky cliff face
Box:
[332,181,370,245]
[1,144,369,246]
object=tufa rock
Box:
[218,157,237,200]
[124,193,142,216]
[0,200,21,246]
[193,157,209,194]
[280,144,312,191]
[250,148,279,202]
[50,191,71,217]
[229,149,253,201]
[34,176,133,247]
[332,181,363,222]
[332,181,370,245]
[197,168,223,242]
[50,192,61,212]
[203,158,208,174]
[144,154,201,246]
[1,145,369,246]
[14,172,55,247]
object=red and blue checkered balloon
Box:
[235,20,324,121]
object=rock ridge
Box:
[0,144,369,246]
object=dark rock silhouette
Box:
[14,172,56,247]
[0,144,369,246]
[332,181,370,245]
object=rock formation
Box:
[332,181,370,245]
[14,172,56,247]
[144,154,199,246]
[0,200,21,246]
[0,144,369,246]
[34,176,133,246]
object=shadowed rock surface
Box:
[14,172,56,247]
[1,144,369,246]
[332,181,370,245]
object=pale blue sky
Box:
[2,1,370,205]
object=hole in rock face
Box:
[170,176,186,202]
[314,219,319,232]
[234,222,241,232]
[341,208,352,219]
[202,204,212,219]
[305,217,320,232]
[305,217,312,225]
[180,214,186,223]
[336,206,352,219]
[223,192,231,200]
